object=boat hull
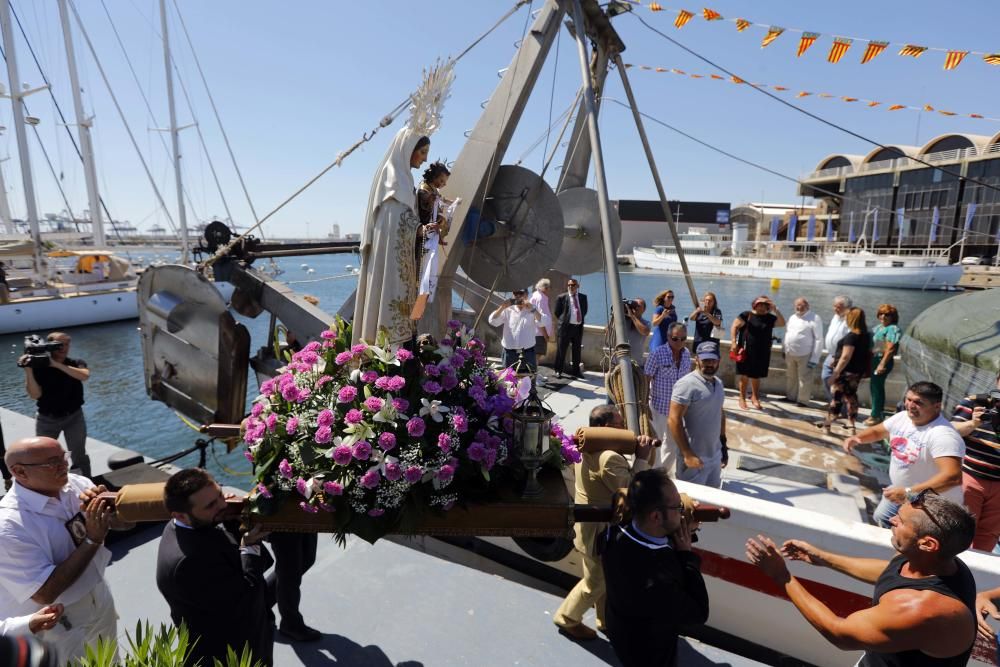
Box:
[632,247,964,290]
[0,288,138,334]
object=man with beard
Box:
[668,342,728,487]
[156,469,274,666]
[747,491,977,666]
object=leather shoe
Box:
[279,624,322,642]
[557,622,598,641]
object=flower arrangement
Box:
[243,318,580,543]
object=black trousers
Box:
[266,532,318,629]
[555,324,583,375]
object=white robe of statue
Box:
[352,128,422,346]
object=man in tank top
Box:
[746,490,977,666]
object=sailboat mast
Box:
[159,0,189,264]
[0,137,14,234]
[0,0,44,275]
[57,0,104,249]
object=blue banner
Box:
[849,212,856,243]
[896,207,906,241]
[787,214,798,242]
[930,206,939,243]
[806,213,816,241]
[872,209,879,242]
[770,217,779,241]
[826,216,835,241]
[965,202,978,231]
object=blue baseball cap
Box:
[696,342,720,360]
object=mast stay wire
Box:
[205,0,534,270]
[602,97,981,241]
[632,12,1000,198]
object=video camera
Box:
[622,298,637,312]
[986,390,1000,431]
[16,334,63,369]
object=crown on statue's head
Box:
[407,59,455,137]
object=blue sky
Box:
[1,0,998,239]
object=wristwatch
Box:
[904,487,915,502]
[83,536,102,546]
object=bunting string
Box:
[638,3,1000,70]
[624,62,1000,122]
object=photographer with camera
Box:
[621,297,651,368]
[18,332,91,478]
[601,467,709,666]
[488,289,542,372]
[953,367,1000,551]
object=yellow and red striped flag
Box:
[827,37,852,63]
[970,113,984,119]
[943,50,969,70]
[702,8,723,21]
[923,104,935,112]
[939,110,957,116]
[640,65,653,70]
[648,2,664,11]
[690,74,704,78]
[888,104,905,111]
[898,44,927,58]
[655,67,667,72]
[797,32,819,57]
[731,75,745,84]
[735,18,751,32]
[773,85,788,91]
[671,68,686,74]
[842,97,858,102]
[796,91,812,98]
[761,26,784,49]
[710,73,724,80]
[675,10,695,28]
[984,54,1000,66]
[868,101,881,107]
[860,41,888,64]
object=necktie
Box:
[572,293,580,323]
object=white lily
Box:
[435,343,455,360]
[343,421,375,446]
[349,368,362,383]
[323,436,345,459]
[419,398,450,422]
[370,345,401,367]
[371,398,398,424]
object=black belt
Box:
[38,408,82,420]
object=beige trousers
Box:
[554,548,606,630]
[785,353,813,404]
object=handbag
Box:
[728,313,747,362]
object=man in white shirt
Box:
[782,297,825,406]
[821,296,851,401]
[844,382,964,527]
[529,279,554,383]
[488,289,542,372]
[0,437,128,664]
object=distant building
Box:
[730,202,824,243]
[613,199,731,253]
[799,132,1000,259]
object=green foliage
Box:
[212,644,263,667]
[75,620,259,667]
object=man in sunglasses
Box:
[644,323,692,474]
[553,279,588,378]
[0,436,131,665]
[747,490,977,666]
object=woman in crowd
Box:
[819,307,871,434]
[648,289,678,352]
[865,303,901,425]
[689,291,722,352]
[732,296,785,410]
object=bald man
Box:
[0,437,130,664]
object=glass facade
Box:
[842,173,893,245]
[896,167,962,245]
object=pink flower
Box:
[561,440,582,465]
[387,376,406,392]
[468,442,487,462]
[286,417,299,435]
[317,409,335,427]
[295,387,312,403]
[256,483,272,499]
[315,375,334,389]
[295,350,319,365]
[251,403,265,418]
[295,477,311,497]
[244,449,254,463]
[360,469,381,489]
[259,378,276,395]
[451,412,468,433]
[392,398,409,413]
[364,396,384,412]
[332,446,353,466]
[281,384,300,403]
[335,351,352,365]
[351,343,369,356]
[314,425,332,444]
[304,341,322,353]
[299,501,318,514]
[352,441,372,461]
[321,330,336,340]
[437,464,456,482]
[377,432,397,451]
[403,466,423,484]
[278,459,293,479]
[374,376,392,390]
[437,433,452,454]
[384,461,402,481]
[345,409,364,424]
[395,348,413,361]
[406,417,426,437]
[361,370,378,384]
[265,414,278,432]
[337,386,358,403]
[323,481,343,496]
[367,508,385,517]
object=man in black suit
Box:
[553,278,588,378]
[155,468,275,666]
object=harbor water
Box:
[0,250,957,487]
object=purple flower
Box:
[377,432,397,451]
[422,381,442,395]
[332,445,353,466]
[337,386,358,403]
[352,440,372,461]
[281,384,300,403]
[437,464,456,482]
[361,370,378,384]
[451,412,468,433]
[335,351,353,365]
[314,425,332,444]
[502,417,514,434]
[468,442,487,462]
[295,477,311,497]
[392,398,409,413]
[319,502,336,512]
[484,448,498,470]
[403,466,423,484]
[425,364,441,377]
[351,343,369,356]
[440,338,453,348]
[396,348,413,361]
[299,501,318,514]
[406,417,426,437]
[367,508,385,517]
[256,483,272,499]
[323,481,343,496]
[315,375,334,389]
[296,387,312,403]
[259,378,276,395]
[278,459,293,479]
[251,403,265,418]
[384,461,403,481]
[360,469,381,489]
[244,449,254,463]
[286,417,299,435]
[437,433,453,454]
[321,330,336,340]
[345,409,364,424]
[374,376,392,390]
[447,319,462,330]
[317,409,334,428]
[387,376,406,392]
[364,396,384,412]
[441,373,459,391]
[265,414,278,432]
[561,440,583,465]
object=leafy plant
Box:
[75,621,260,667]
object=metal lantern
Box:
[511,377,554,498]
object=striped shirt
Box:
[954,397,1000,481]
[644,345,692,414]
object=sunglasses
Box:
[909,488,943,531]
[567,283,578,287]
[670,337,685,342]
